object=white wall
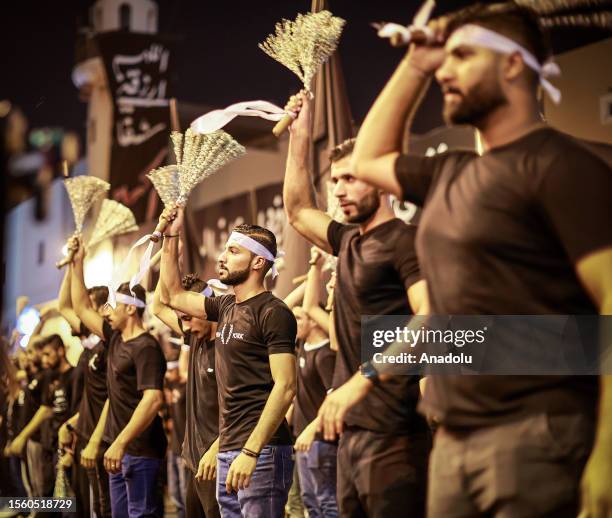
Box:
[3,179,74,325]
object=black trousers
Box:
[71,440,91,517]
[428,413,594,518]
[337,427,431,518]
[186,470,221,518]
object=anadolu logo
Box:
[218,323,245,345]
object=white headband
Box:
[446,24,561,104]
[227,231,285,278]
[166,360,179,370]
[106,291,146,309]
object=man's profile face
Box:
[217,242,255,286]
[436,41,507,126]
[331,155,381,224]
[41,344,61,370]
[176,310,211,339]
[293,307,313,341]
[106,303,130,331]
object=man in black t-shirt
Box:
[7,335,76,497]
[160,208,297,518]
[292,302,337,518]
[152,273,220,518]
[283,95,430,517]
[57,267,112,518]
[72,240,166,518]
[333,5,612,518]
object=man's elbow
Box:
[279,378,297,402]
[146,391,164,412]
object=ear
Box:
[251,255,267,272]
[126,305,137,316]
[503,51,525,82]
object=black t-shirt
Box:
[182,335,219,472]
[20,372,46,442]
[328,219,427,433]
[102,321,167,458]
[168,380,187,455]
[76,339,108,438]
[205,292,297,452]
[395,127,611,428]
[41,367,77,451]
[293,340,335,437]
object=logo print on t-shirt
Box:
[218,323,245,345]
[219,324,234,345]
[299,357,306,368]
[88,353,99,372]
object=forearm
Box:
[71,259,90,308]
[353,57,431,168]
[303,262,322,313]
[17,406,53,441]
[284,134,318,222]
[161,236,183,299]
[114,391,162,448]
[88,400,109,446]
[243,383,296,452]
[179,345,189,381]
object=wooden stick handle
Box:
[56,247,76,269]
[272,113,294,138]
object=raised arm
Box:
[283,92,333,253]
[160,207,207,319]
[151,275,182,336]
[225,352,296,492]
[283,281,306,310]
[71,239,105,339]
[303,248,330,332]
[58,265,81,334]
[351,21,447,196]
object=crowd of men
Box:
[1,3,611,518]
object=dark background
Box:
[1,0,609,137]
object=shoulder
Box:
[261,294,296,322]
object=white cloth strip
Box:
[111,291,146,308]
[227,231,285,279]
[190,100,290,134]
[446,24,561,104]
[375,0,436,45]
[166,360,180,370]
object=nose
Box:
[435,56,453,86]
[332,180,346,199]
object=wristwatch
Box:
[360,361,380,384]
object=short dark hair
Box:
[182,273,211,295]
[88,286,109,310]
[38,334,64,352]
[445,3,552,88]
[329,138,355,163]
[233,224,278,275]
[117,282,146,318]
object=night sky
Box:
[1,0,609,140]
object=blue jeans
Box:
[108,453,163,518]
[296,441,338,518]
[167,452,187,518]
[217,445,293,518]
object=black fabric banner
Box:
[96,32,173,222]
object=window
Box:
[119,3,131,31]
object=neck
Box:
[306,328,328,344]
[477,99,544,151]
[58,359,71,373]
[359,203,396,235]
[121,317,146,341]
[233,277,266,303]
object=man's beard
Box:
[444,75,508,126]
[220,265,251,286]
[345,190,381,224]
